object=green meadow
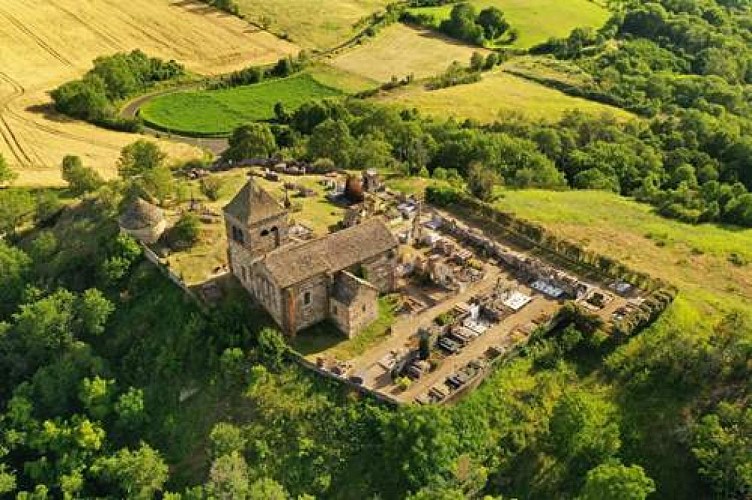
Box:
[409,0,611,48]
[139,73,342,136]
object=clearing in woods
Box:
[408,0,611,49]
[235,0,392,50]
[374,68,634,123]
[0,0,297,186]
[139,74,343,136]
[330,24,489,82]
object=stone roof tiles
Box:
[118,197,164,230]
[262,217,398,288]
[223,178,286,225]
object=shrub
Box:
[200,177,223,201]
[169,213,201,249]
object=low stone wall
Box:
[292,352,401,406]
[139,243,208,312]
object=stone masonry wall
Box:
[360,251,397,293]
[286,274,330,334]
[344,285,378,338]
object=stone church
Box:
[224,178,399,338]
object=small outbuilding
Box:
[118,197,166,244]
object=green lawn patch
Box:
[408,0,610,49]
[139,73,342,137]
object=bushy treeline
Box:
[527,0,752,225]
[209,53,307,90]
[51,50,184,132]
[402,2,512,46]
[199,0,239,15]
[239,99,568,189]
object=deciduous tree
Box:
[224,123,277,161]
[579,462,655,500]
[117,140,166,179]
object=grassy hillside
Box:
[375,69,634,123]
[496,189,752,313]
[139,74,342,136]
[330,24,488,82]
[305,63,380,93]
[408,0,611,49]
[489,189,752,497]
[236,0,391,49]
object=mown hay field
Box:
[0,0,297,185]
[236,0,391,49]
[330,24,488,82]
[375,69,634,123]
[408,0,611,49]
[140,74,343,136]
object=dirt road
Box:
[120,87,229,156]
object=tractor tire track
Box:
[0,71,35,167]
[105,1,176,52]
[45,0,122,50]
[0,6,74,68]
[0,72,120,155]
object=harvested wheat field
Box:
[330,24,488,82]
[0,0,297,186]
[236,0,391,50]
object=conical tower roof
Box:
[119,197,164,230]
[223,177,286,225]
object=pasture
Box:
[330,24,487,82]
[0,0,297,185]
[139,74,342,136]
[375,69,634,123]
[408,0,611,49]
[236,0,391,49]
[305,63,380,93]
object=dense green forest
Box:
[528,0,752,226]
[397,0,752,226]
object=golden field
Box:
[0,0,297,185]
[330,24,488,82]
[236,0,391,49]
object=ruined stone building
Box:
[224,179,399,338]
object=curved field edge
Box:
[138,73,344,137]
[234,0,393,50]
[329,24,490,83]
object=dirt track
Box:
[0,0,296,185]
[120,88,229,156]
